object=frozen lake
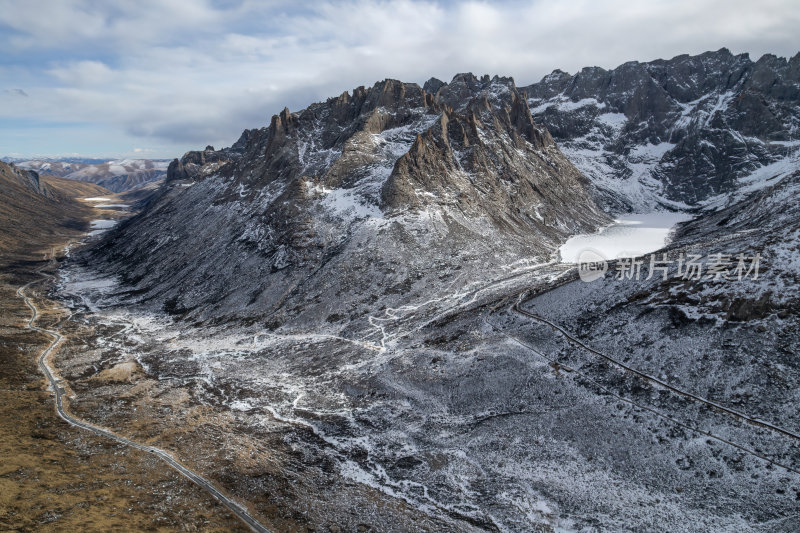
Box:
[85,200,129,236]
[89,219,119,236]
[559,212,692,263]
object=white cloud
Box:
[0,0,798,157]
[48,60,115,86]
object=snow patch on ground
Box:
[530,96,605,114]
[736,150,800,196]
[596,112,627,130]
[321,187,383,219]
[306,181,384,221]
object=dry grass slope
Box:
[0,162,248,531]
[0,162,106,256]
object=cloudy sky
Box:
[1,0,798,159]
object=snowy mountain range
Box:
[57,50,800,531]
[7,158,169,192]
[522,48,800,211]
[81,49,800,324]
[86,75,609,323]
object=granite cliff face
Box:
[87,74,609,324]
[524,48,800,211]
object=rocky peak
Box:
[228,129,254,154]
[366,79,427,110]
[380,79,598,234]
[166,143,232,183]
[746,53,800,100]
[564,66,609,100]
[269,106,295,136]
[422,77,446,94]
[86,71,608,323]
[434,73,514,111]
[644,48,751,102]
[524,48,800,211]
[789,52,800,77]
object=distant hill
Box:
[0,161,108,257]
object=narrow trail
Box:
[483,297,800,476]
[17,262,272,533]
[514,301,800,442]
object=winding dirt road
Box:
[17,268,272,533]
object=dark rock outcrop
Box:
[523,48,800,210]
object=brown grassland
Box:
[0,166,246,531]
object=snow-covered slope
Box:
[524,48,800,212]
